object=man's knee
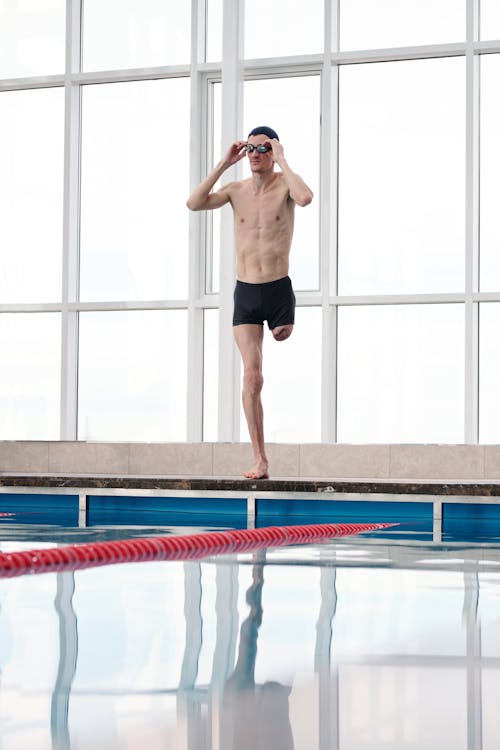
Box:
[243,367,264,396]
[272,324,293,341]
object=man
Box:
[187,126,313,479]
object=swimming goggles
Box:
[245,143,272,154]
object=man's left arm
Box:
[270,140,314,207]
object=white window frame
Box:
[0,0,496,444]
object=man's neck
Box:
[251,168,276,194]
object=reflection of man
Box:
[221,564,294,750]
[187,126,313,479]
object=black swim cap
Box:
[247,125,279,141]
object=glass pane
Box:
[0,572,59,748]
[255,567,321,681]
[0,88,64,303]
[338,58,465,295]
[78,311,188,441]
[479,572,500,657]
[82,0,190,71]
[207,81,222,294]
[0,0,65,79]
[206,0,223,62]
[80,79,190,302]
[245,0,323,58]
[203,309,219,441]
[335,565,468,748]
[70,562,183,743]
[71,562,186,693]
[0,313,61,439]
[339,667,467,747]
[195,564,218,684]
[339,0,465,50]
[483,669,500,749]
[480,54,500,292]
[480,0,500,40]
[244,76,320,291]
[240,307,322,443]
[479,303,500,443]
[337,304,464,443]
[335,568,466,656]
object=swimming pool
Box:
[1,509,500,749]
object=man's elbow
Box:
[296,192,313,207]
[187,198,207,211]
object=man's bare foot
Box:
[243,461,269,480]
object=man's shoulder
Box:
[225,177,251,190]
[222,178,251,199]
[274,172,295,202]
[275,172,291,191]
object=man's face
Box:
[246,135,274,172]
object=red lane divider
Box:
[0,522,397,579]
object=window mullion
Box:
[60,0,82,440]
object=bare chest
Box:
[232,181,292,233]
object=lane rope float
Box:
[0,521,397,579]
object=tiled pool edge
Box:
[2,441,500,480]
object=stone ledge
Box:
[1,442,500,482]
[1,474,500,497]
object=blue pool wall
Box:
[1,492,500,541]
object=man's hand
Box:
[267,139,314,207]
[223,140,247,167]
[186,140,247,211]
[269,138,285,164]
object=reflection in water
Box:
[222,561,293,750]
[51,572,77,750]
[2,538,500,748]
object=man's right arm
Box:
[186,140,247,211]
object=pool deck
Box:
[1,473,500,496]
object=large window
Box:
[0,2,496,445]
[479,304,500,444]
[337,305,464,443]
[78,311,188,441]
[203,309,219,442]
[82,1,191,71]
[0,314,61,440]
[338,57,465,296]
[206,0,223,62]
[0,1,66,79]
[480,54,500,293]
[244,0,323,59]
[0,88,64,303]
[480,1,500,40]
[339,0,465,50]
[80,79,190,302]
[206,81,222,295]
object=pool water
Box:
[1,522,500,749]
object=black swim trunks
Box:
[233,276,296,329]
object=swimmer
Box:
[187,126,313,479]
